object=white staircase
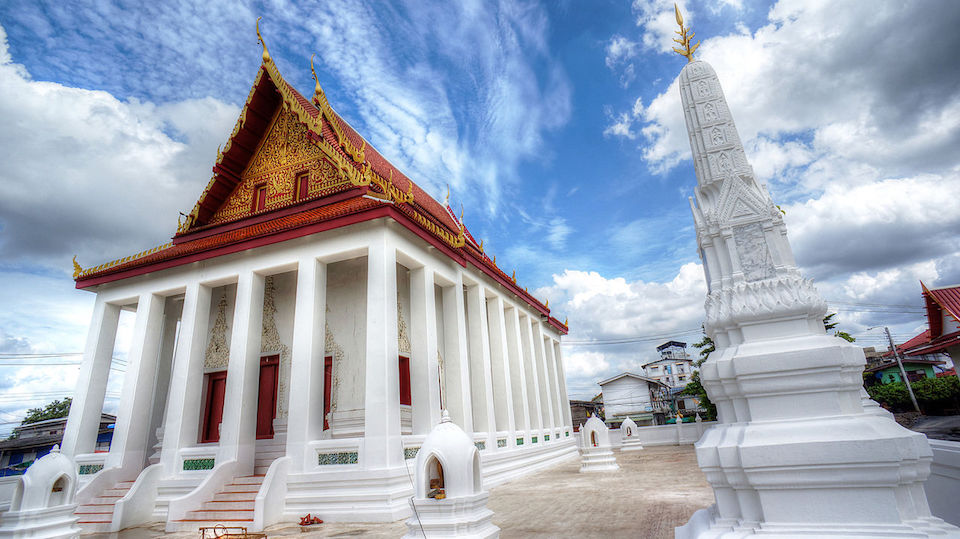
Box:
[254,436,285,475]
[169,475,263,531]
[74,480,134,532]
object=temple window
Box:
[252,184,267,212]
[295,171,309,201]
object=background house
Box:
[597,372,670,427]
[569,399,602,431]
[643,341,695,389]
[0,413,114,476]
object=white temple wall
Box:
[326,257,367,416]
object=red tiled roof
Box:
[926,284,960,322]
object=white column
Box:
[62,296,121,458]
[544,335,563,435]
[466,284,496,448]
[364,237,402,469]
[160,282,212,474]
[520,315,544,437]
[146,298,182,461]
[410,266,441,434]
[218,271,265,475]
[532,322,556,435]
[106,292,165,472]
[505,306,530,444]
[486,295,515,443]
[286,257,327,472]
[554,340,573,430]
[441,274,473,433]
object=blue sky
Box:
[1,0,959,430]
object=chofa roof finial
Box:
[672,4,700,63]
[310,54,323,100]
[256,17,271,64]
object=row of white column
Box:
[62,234,573,479]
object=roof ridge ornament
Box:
[671,4,700,63]
[256,17,271,64]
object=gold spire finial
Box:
[564,317,568,326]
[672,4,700,63]
[256,17,271,64]
[72,255,82,279]
[444,184,450,206]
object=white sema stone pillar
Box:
[286,256,327,472]
[675,59,959,538]
[0,446,80,538]
[619,416,643,452]
[217,271,265,475]
[364,238,402,468]
[579,416,618,473]
[403,412,499,539]
[61,297,120,458]
[160,282,212,475]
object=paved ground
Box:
[910,414,960,442]
[112,445,713,539]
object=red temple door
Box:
[256,355,279,439]
[399,356,411,405]
[201,371,227,443]
[323,356,333,430]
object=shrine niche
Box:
[209,107,349,225]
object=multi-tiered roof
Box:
[74,24,566,334]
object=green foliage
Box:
[691,333,715,366]
[867,377,960,414]
[823,313,855,342]
[21,398,72,425]
[681,370,717,421]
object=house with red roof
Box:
[870,282,960,384]
[58,28,574,533]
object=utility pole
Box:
[882,326,921,413]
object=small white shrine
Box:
[618,417,643,452]
[403,411,499,539]
[670,6,960,537]
[0,446,81,539]
[578,416,618,473]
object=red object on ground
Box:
[299,514,323,525]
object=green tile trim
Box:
[78,464,103,475]
[516,437,524,445]
[545,434,550,441]
[565,431,570,437]
[497,438,507,448]
[474,441,486,450]
[404,447,420,460]
[318,451,359,465]
[532,436,538,443]
[183,458,215,471]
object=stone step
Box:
[254,466,269,475]
[185,508,255,520]
[102,487,131,497]
[212,490,259,502]
[231,475,265,486]
[202,500,256,511]
[221,484,261,495]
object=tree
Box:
[823,313,855,343]
[685,327,717,420]
[21,398,72,425]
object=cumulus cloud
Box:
[540,264,707,398]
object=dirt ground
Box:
[113,445,713,539]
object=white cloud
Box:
[542,264,707,398]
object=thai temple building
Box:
[56,25,575,533]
